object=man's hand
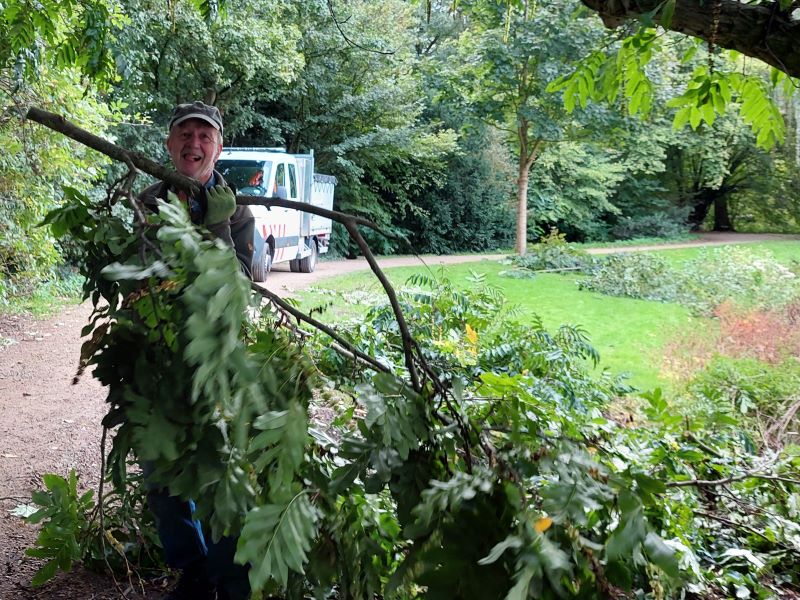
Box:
[204,185,236,226]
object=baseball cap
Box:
[169,101,223,134]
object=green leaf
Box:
[688,106,702,129]
[506,564,536,600]
[479,535,523,565]
[329,460,365,494]
[673,106,691,130]
[237,493,319,591]
[659,0,675,28]
[30,559,60,587]
[701,102,716,126]
[605,490,645,561]
[643,532,679,578]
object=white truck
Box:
[215,147,337,282]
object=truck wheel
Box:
[252,243,272,282]
[299,239,317,273]
[289,259,300,272]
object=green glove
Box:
[204,185,236,226]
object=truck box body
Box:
[216,148,336,281]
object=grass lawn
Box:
[297,263,701,392]
[649,239,800,266]
[297,240,800,393]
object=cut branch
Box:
[25,107,203,197]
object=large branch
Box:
[26,107,204,197]
[25,107,398,239]
[581,0,800,78]
[25,105,424,392]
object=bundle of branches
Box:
[25,109,800,599]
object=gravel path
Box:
[0,232,796,598]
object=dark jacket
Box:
[138,170,255,279]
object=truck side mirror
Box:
[276,185,289,200]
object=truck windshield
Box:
[216,160,272,196]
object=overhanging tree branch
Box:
[581,0,800,78]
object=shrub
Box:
[505,229,596,275]
[610,211,689,240]
[682,247,800,313]
[26,470,160,586]
[685,356,800,448]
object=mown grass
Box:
[649,239,800,267]
[297,240,800,392]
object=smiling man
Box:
[140,100,254,278]
[137,101,253,600]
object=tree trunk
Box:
[713,195,734,231]
[687,194,715,230]
[516,161,529,255]
[795,95,800,165]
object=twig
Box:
[0,496,29,503]
[96,426,129,597]
[765,396,800,447]
[326,0,395,55]
[235,195,402,240]
[251,283,392,375]
[684,431,724,458]
[693,508,773,543]
[668,472,800,488]
[342,220,422,391]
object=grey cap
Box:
[169,101,223,134]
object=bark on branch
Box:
[581,0,800,78]
[26,107,204,197]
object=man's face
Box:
[166,119,222,183]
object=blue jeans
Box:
[143,466,250,599]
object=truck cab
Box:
[216,148,335,282]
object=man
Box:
[140,100,254,277]
[138,101,254,600]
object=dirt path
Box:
[0,232,796,598]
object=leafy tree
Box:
[0,69,119,303]
[105,0,304,177]
[0,0,123,85]
[528,141,626,239]
[236,0,458,256]
[436,0,607,254]
[662,113,771,230]
[399,125,517,253]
